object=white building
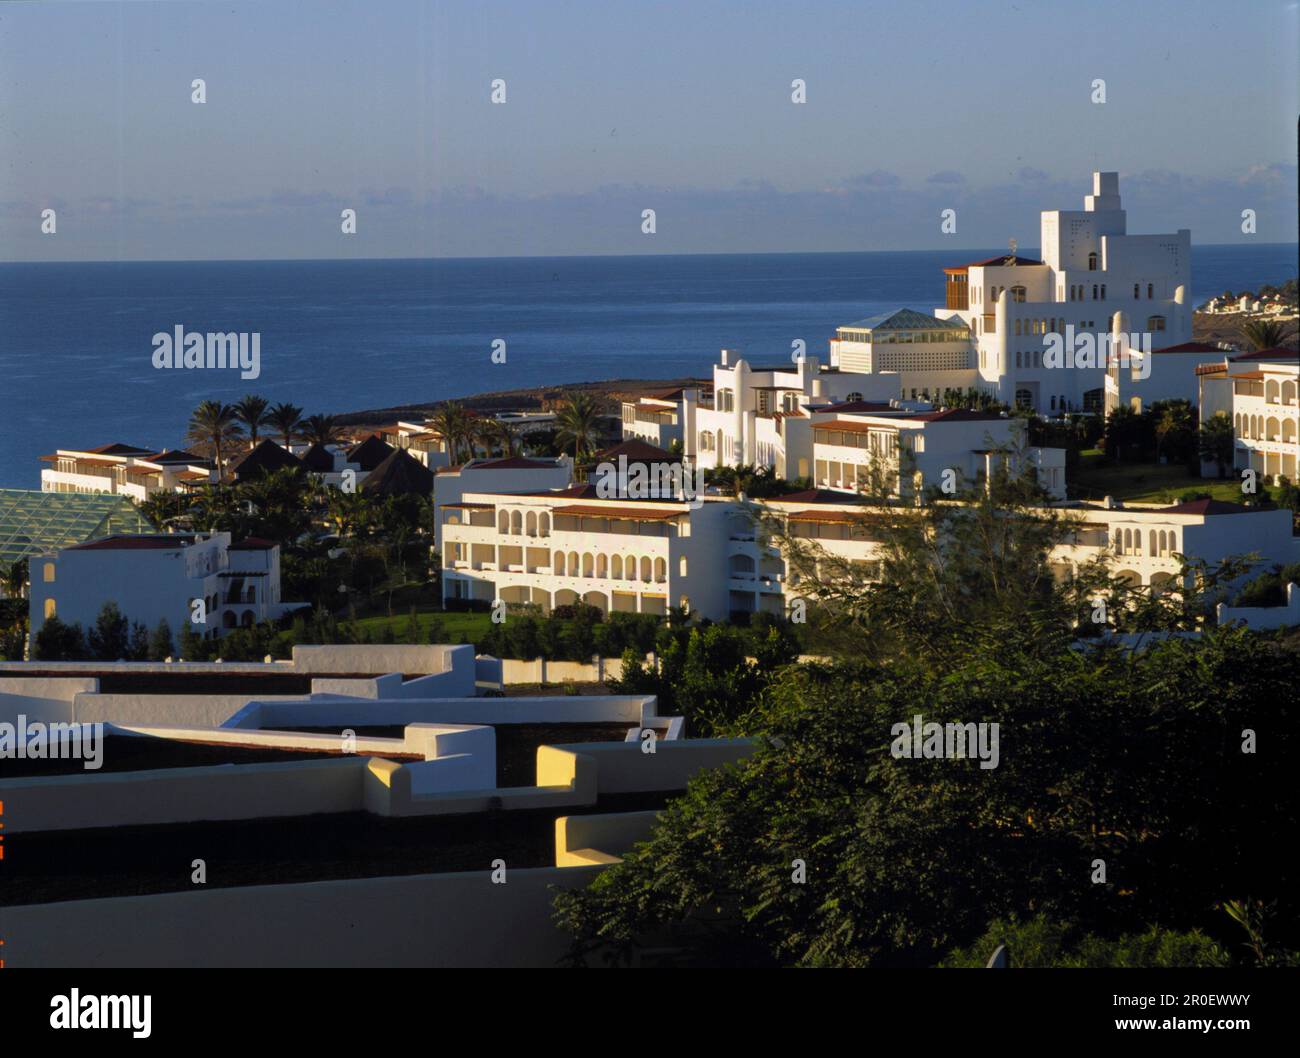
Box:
[433,455,572,551]
[40,444,214,500]
[687,349,897,478]
[620,387,697,449]
[29,532,306,645]
[440,485,736,619]
[930,170,1211,413]
[1198,348,1300,481]
[808,406,1067,500]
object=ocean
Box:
[0,245,1295,489]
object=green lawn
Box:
[1071,454,1278,505]
[353,609,494,643]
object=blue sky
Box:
[1,0,1297,259]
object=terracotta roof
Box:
[593,439,678,463]
[551,504,684,522]
[1228,371,1265,380]
[1152,342,1231,355]
[945,255,1045,272]
[1231,347,1300,362]
[443,502,494,510]
[69,534,194,551]
[471,456,561,470]
[229,537,277,550]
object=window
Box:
[43,562,55,583]
[1088,253,1098,271]
[1146,316,1166,332]
[847,391,863,402]
[1015,389,1033,409]
[1092,285,1098,300]
[1100,285,1106,299]
[1134,283,1140,298]
[1147,283,1154,299]
[1050,395,1057,411]
[44,598,56,619]
[1011,285,1026,303]
[1016,351,1022,368]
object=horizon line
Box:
[2,242,1297,267]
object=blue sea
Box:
[0,245,1295,488]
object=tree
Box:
[128,621,150,661]
[87,601,131,660]
[427,402,471,463]
[2,557,28,600]
[1103,405,1144,462]
[299,413,343,448]
[1198,412,1235,478]
[555,391,602,463]
[233,394,272,450]
[1240,317,1295,351]
[32,615,88,661]
[148,618,175,661]
[186,400,245,482]
[1152,400,1195,466]
[268,402,304,447]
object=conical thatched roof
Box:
[361,448,434,496]
[232,440,303,482]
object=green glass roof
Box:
[841,308,970,333]
[0,489,156,573]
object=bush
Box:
[940,915,1232,968]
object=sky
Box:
[0,0,1297,260]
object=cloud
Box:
[927,170,967,185]
[841,170,901,189]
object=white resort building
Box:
[29,532,306,644]
[40,443,214,500]
[1198,347,1300,482]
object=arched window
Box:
[539,512,550,537]
[43,598,56,619]
[1149,530,1157,555]
[1133,283,1140,298]
[1147,283,1154,299]
[612,554,623,579]
[1088,252,1098,271]
[497,510,509,533]
[679,556,688,577]
[1092,285,1098,300]
[640,556,652,582]
[582,553,594,577]
[42,562,55,583]
[509,510,522,535]
[526,511,537,536]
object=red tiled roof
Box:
[229,537,277,550]
[1152,342,1231,355]
[593,439,678,463]
[1231,347,1300,362]
[551,504,685,522]
[471,456,561,470]
[70,535,194,551]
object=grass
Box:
[1070,453,1281,506]
[353,609,494,643]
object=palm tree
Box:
[300,413,343,448]
[233,395,271,450]
[1198,412,1235,479]
[186,400,244,482]
[268,402,304,447]
[1240,318,1295,352]
[489,419,518,458]
[555,391,601,462]
[428,402,471,463]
